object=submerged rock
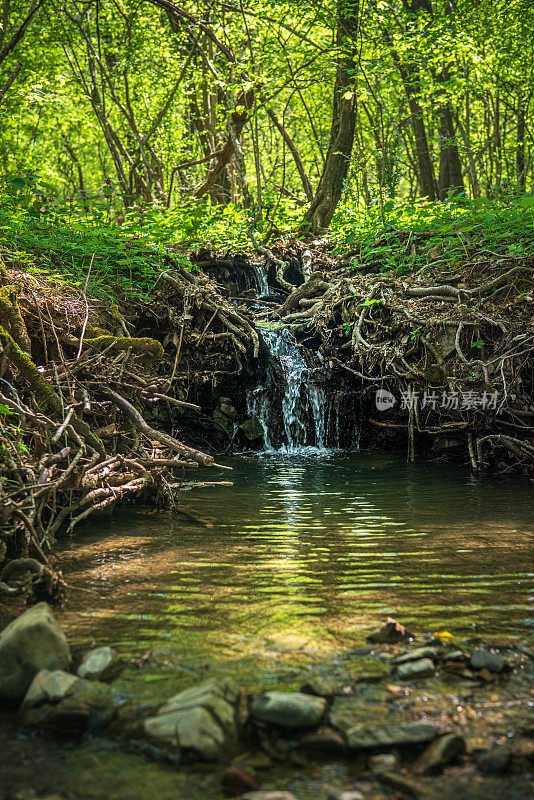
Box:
[413,732,465,774]
[394,647,438,665]
[297,726,346,756]
[20,668,120,734]
[222,765,260,796]
[396,658,435,681]
[476,745,512,774]
[300,676,337,700]
[0,603,71,701]
[346,722,438,751]
[378,771,423,798]
[470,650,507,673]
[369,753,398,774]
[366,618,412,644]
[240,794,296,800]
[143,677,240,761]
[77,645,122,681]
[251,691,326,729]
[327,791,365,800]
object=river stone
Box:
[143,677,239,761]
[394,647,438,665]
[327,792,365,800]
[477,745,511,774]
[413,732,465,774]
[378,772,423,798]
[369,753,398,773]
[297,726,346,756]
[367,618,412,644]
[239,418,264,441]
[77,646,121,681]
[300,676,338,699]
[346,722,439,751]
[20,669,119,734]
[240,794,297,800]
[470,651,507,673]
[251,691,326,729]
[0,602,71,701]
[222,766,260,795]
[396,658,435,681]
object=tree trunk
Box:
[301,0,359,234]
[516,96,526,191]
[399,59,437,200]
[437,100,464,199]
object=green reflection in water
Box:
[59,451,534,681]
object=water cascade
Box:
[248,327,348,452]
[254,263,270,298]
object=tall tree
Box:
[301,0,359,234]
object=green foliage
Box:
[1,172,532,299]
[330,194,534,274]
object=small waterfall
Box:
[253,263,270,298]
[247,327,331,453]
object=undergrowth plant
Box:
[1,174,533,299]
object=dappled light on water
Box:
[59,452,534,687]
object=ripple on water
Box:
[60,452,534,662]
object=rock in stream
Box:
[0,603,71,701]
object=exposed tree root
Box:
[0,253,263,602]
[243,237,533,476]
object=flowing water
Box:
[60,453,534,669]
[247,328,346,452]
[3,452,534,800]
[254,262,270,297]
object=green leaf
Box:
[8,178,26,190]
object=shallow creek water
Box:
[60,452,534,661]
[2,452,534,799]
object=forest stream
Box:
[2,3,534,790]
[1,453,533,800]
[60,453,534,660]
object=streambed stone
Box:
[143,677,240,761]
[327,792,365,800]
[222,766,260,795]
[396,658,435,681]
[413,732,465,774]
[20,669,120,734]
[476,745,511,774]
[297,726,346,756]
[251,691,326,729]
[300,676,337,699]
[378,772,423,798]
[0,603,71,701]
[394,647,438,665]
[470,650,507,673]
[369,753,398,773]
[240,794,297,800]
[77,645,122,681]
[346,722,439,751]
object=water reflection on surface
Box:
[60,453,534,661]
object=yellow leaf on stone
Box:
[433,631,454,641]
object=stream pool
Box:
[2,452,533,800]
[59,452,534,675]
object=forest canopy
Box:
[0,0,532,240]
